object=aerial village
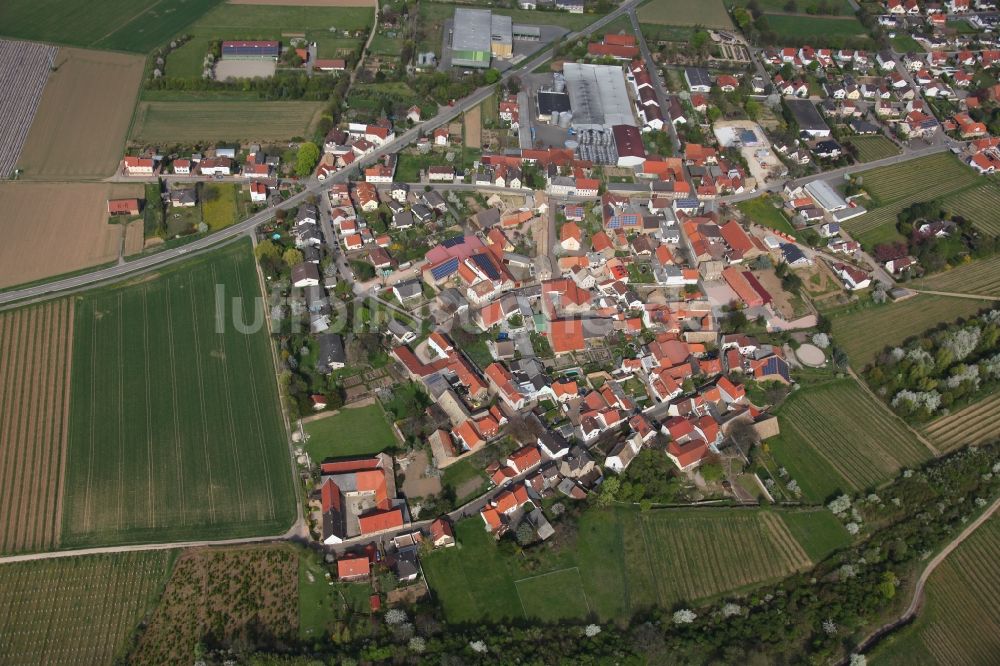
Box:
[112,1,1000,593]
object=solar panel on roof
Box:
[442,236,465,248]
[471,253,501,280]
[431,257,459,280]
[764,357,790,382]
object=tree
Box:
[282,248,304,267]
[594,477,620,507]
[295,141,320,177]
[484,68,500,84]
[254,238,280,262]
[514,521,535,545]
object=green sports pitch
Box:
[61,240,296,547]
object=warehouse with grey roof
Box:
[562,62,636,131]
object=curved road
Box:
[851,495,1000,661]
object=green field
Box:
[923,391,1000,453]
[639,0,733,28]
[911,255,1000,297]
[726,0,855,12]
[777,509,852,561]
[768,379,932,502]
[942,180,1000,237]
[844,153,981,248]
[201,182,242,231]
[131,101,323,143]
[0,551,174,664]
[891,34,924,53]
[165,3,372,78]
[850,135,901,163]
[298,551,369,640]
[738,196,797,235]
[0,0,221,52]
[424,507,836,622]
[870,514,1000,666]
[304,402,398,461]
[763,14,868,41]
[829,294,993,369]
[62,241,296,547]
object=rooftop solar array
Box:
[431,257,460,281]
[471,253,501,280]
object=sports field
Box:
[61,241,296,547]
[164,2,373,78]
[870,514,1000,666]
[303,402,398,461]
[942,180,1000,237]
[131,101,324,143]
[15,48,144,180]
[768,379,931,502]
[923,392,1000,453]
[829,294,993,369]
[843,153,980,248]
[0,551,174,665]
[910,255,1000,297]
[639,0,733,28]
[0,182,141,289]
[850,135,901,163]
[131,545,297,665]
[0,0,220,52]
[0,300,72,554]
[424,506,841,622]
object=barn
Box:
[221,41,280,60]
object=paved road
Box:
[628,7,682,155]
[852,495,1000,661]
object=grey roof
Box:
[491,13,512,46]
[537,90,571,116]
[316,333,346,371]
[394,280,423,299]
[453,8,492,53]
[780,243,807,264]
[422,190,446,209]
[563,62,635,130]
[684,67,712,88]
[804,180,847,212]
[785,99,830,133]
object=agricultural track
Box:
[0,300,73,555]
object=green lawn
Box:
[738,196,797,235]
[201,182,241,231]
[638,0,733,28]
[777,509,851,561]
[424,506,838,623]
[62,240,296,547]
[299,552,358,640]
[891,34,924,53]
[165,3,373,78]
[304,403,398,462]
[0,0,221,52]
[763,14,869,41]
[442,458,490,503]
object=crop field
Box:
[0,300,72,554]
[61,241,296,547]
[165,3,373,78]
[0,551,174,665]
[0,183,142,290]
[639,0,733,28]
[727,0,855,12]
[870,515,1000,666]
[131,545,297,665]
[0,40,56,179]
[910,255,1000,297]
[424,507,832,622]
[763,14,868,40]
[15,48,144,180]
[829,294,993,369]
[942,180,1000,237]
[465,104,482,149]
[843,153,980,247]
[304,402,397,461]
[0,0,220,52]
[850,135,901,163]
[131,101,324,143]
[923,392,1000,453]
[769,379,931,501]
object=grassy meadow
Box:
[303,402,398,461]
[62,240,296,547]
[423,506,844,623]
[131,101,324,143]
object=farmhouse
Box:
[107,198,140,216]
[318,453,408,545]
[123,156,155,176]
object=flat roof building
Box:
[491,13,513,58]
[785,99,831,137]
[804,180,847,212]
[452,8,493,68]
[563,62,636,131]
[537,90,572,120]
[222,40,280,60]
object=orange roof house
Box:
[548,318,586,354]
[358,507,405,534]
[506,445,542,474]
[337,555,370,580]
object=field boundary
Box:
[513,566,592,617]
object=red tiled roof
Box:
[358,507,404,534]
[337,555,370,579]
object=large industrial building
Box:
[221,40,280,60]
[452,8,515,68]
[562,63,636,131]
